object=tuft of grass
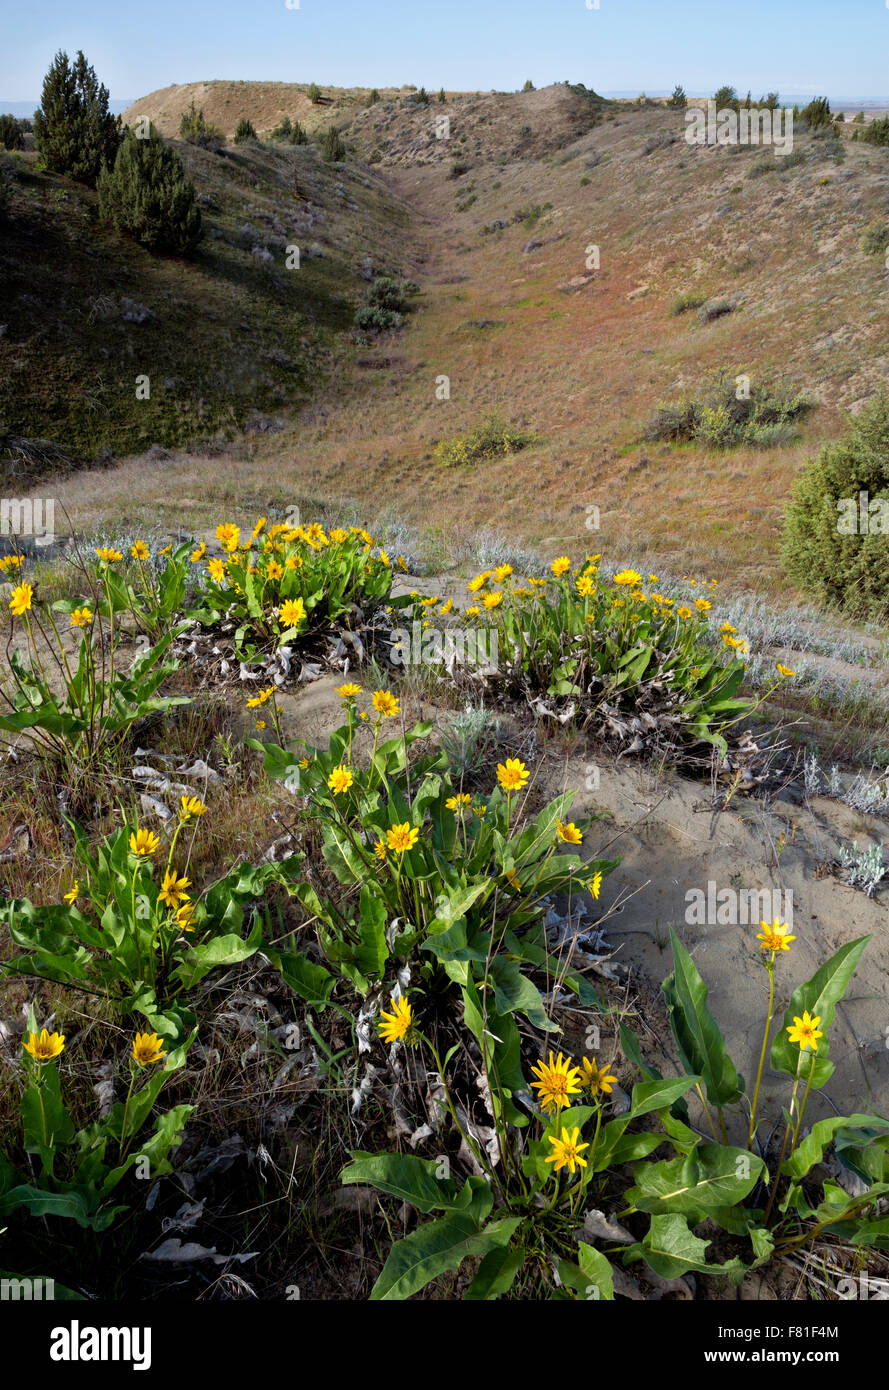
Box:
[434,415,539,468]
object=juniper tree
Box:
[0,114,24,150]
[33,50,121,183]
[234,117,257,144]
[97,124,202,256]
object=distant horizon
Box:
[2,87,888,121]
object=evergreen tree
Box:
[522,80,535,92]
[320,125,346,162]
[97,124,202,256]
[33,50,121,183]
[668,84,687,108]
[0,114,24,150]
[234,117,258,144]
[438,88,446,103]
[307,83,322,104]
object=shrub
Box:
[0,113,24,150]
[233,117,258,144]
[0,158,12,218]
[435,415,539,467]
[642,370,810,449]
[747,155,775,178]
[178,100,224,150]
[861,221,889,257]
[697,298,735,324]
[668,84,687,108]
[800,96,833,129]
[448,160,470,178]
[320,125,346,162]
[713,85,739,111]
[97,125,203,256]
[405,87,430,106]
[366,89,380,107]
[522,79,535,92]
[669,290,706,317]
[33,49,121,184]
[354,305,404,332]
[366,275,419,313]
[307,83,322,104]
[853,110,866,124]
[862,116,889,147]
[782,393,889,620]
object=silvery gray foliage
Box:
[839,841,886,897]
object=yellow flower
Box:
[483,591,503,609]
[466,606,480,617]
[216,523,241,553]
[387,822,419,854]
[131,540,150,560]
[378,550,390,567]
[378,994,412,1044]
[556,820,583,845]
[694,598,711,611]
[493,564,513,583]
[530,1052,583,1114]
[677,606,692,620]
[129,828,160,857]
[756,919,796,953]
[69,606,93,628]
[9,582,33,616]
[280,598,306,628]
[207,557,227,583]
[247,686,276,708]
[648,574,659,583]
[267,560,284,581]
[298,758,310,769]
[176,902,197,932]
[786,1010,823,1052]
[440,597,453,615]
[613,569,642,587]
[179,794,207,821]
[23,1028,65,1063]
[590,871,603,899]
[374,839,388,862]
[190,542,206,562]
[496,758,529,792]
[132,1032,167,1067]
[255,719,266,730]
[581,1056,618,1096]
[721,622,737,634]
[576,575,595,597]
[159,870,191,909]
[777,663,796,678]
[63,883,79,905]
[95,547,123,564]
[372,689,400,719]
[468,571,492,593]
[504,865,522,892]
[551,556,571,577]
[474,803,487,818]
[338,682,362,701]
[328,765,354,796]
[545,1125,590,1175]
[329,528,348,544]
[446,793,472,811]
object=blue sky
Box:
[2,0,887,104]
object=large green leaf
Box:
[625,1144,764,1218]
[662,930,743,1107]
[631,1213,746,1281]
[784,1114,889,1181]
[629,1075,701,1119]
[370,1213,521,1301]
[465,1245,525,1300]
[341,1152,466,1214]
[770,936,871,1088]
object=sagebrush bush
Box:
[669,291,706,317]
[435,416,539,467]
[33,49,121,184]
[178,100,223,150]
[97,125,203,256]
[862,116,889,146]
[642,370,810,449]
[861,221,889,257]
[782,393,889,620]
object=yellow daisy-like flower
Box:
[129,828,160,857]
[131,540,150,561]
[267,560,284,581]
[466,605,480,617]
[9,582,33,616]
[440,597,453,615]
[280,598,306,628]
[576,575,595,597]
[70,606,93,628]
[590,870,603,900]
[373,839,388,862]
[756,919,796,953]
[483,591,503,609]
[648,573,659,583]
[246,689,274,710]
[176,902,197,932]
[786,1010,823,1053]
[468,571,492,593]
[23,1028,65,1063]
[504,865,522,892]
[159,870,191,910]
[328,765,354,796]
[530,1052,583,1114]
[556,820,583,845]
[179,794,207,821]
[378,550,390,567]
[777,663,796,678]
[545,1125,590,1175]
[613,569,642,587]
[387,822,419,854]
[96,547,123,564]
[63,882,79,905]
[496,758,529,792]
[677,606,692,620]
[298,757,310,770]
[132,1032,167,1067]
[581,1056,618,1096]
[446,793,472,811]
[474,804,487,818]
[694,598,711,611]
[551,556,571,577]
[493,564,513,583]
[378,994,412,1044]
[338,682,362,701]
[216,523,241,553]
[329,528,348,544]
[720,622,737,634]
[372,689,401,719]
[207,557,227,583]
[254,719,266,730]
[190,542,206,562]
